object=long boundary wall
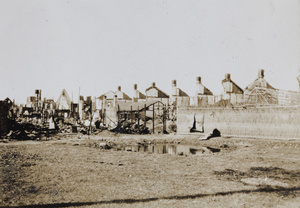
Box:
[177,106,300,138]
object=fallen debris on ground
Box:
[200,128,221,140]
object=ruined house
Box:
[245,69,276,92]
[56,89,72,110]
[116,100,166,133]
[99,99,166,133]
[26,96,37,108]
[96,86,132,110]
[56,89,72,118]
[221,73,244,105]
[40,98,56,120]
[78,96,95,120]
[145,82,169,106]
[132,84,146,102]
[23,89,43,117]
[191,77,214,106]
[170,80,190,107]
[26,89,42,109]
[244,69,278,105]
[43,98,56,110]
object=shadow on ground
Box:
[2,186,300,208]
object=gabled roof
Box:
[135,90,146,99]
[145,86,170,98]
[222,79,244,94]
[98,90,132,101]
[204,87,213,95]
[115,90,132,100]
[177,88,189,97]
[197,85,213,95]
[98,91,114,100]
[56,89,72,106]
[4,97,12,104]
[245,78,276,91]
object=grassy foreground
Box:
[0,134,300,208]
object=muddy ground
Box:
[0,132,299,208]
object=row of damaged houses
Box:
[20,69,300,118]
[195,69,300,106]
[95,69,298,108]
[93,69,300,131]
[1,69,298,136]
[2,69,296,132]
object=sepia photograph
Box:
[0,0,300,207]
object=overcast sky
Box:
[0,0,299,104]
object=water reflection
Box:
[121,143,214,155]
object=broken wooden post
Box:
[144,104,147,130]
[131,105,133,124]
[117,104,120,126]
[163,105,166,133]
[137,106,140,132]
[103,108,106,126]
[153,103,155,133]
[88,112,94,135]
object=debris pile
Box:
[111,119,149,134]
[0,116,97,141]
[0,118,57,141]
[200,128,221,140]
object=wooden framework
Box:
[117,101,167,133]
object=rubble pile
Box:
[56,120,72,133]
[111,119,149,134]
[1,112,168,141]
[0,118,57,141]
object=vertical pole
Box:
[137,106,140,132]
[144,104,146,130]
[117,104,120,126]
[131,106,133,124]
[153,103,155,133]
[103,109,106,126]
[163,105,166,133]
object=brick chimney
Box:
[225,73,231,81]
[172,80,177,96]
[258,69,264,78]
[196,76,201,85]
[196,76,204,95]
[152,82,156,87]
[118,86,121,91]
[223,73,233,93]
[133,84,138,102]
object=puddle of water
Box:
[119,144,220,155]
